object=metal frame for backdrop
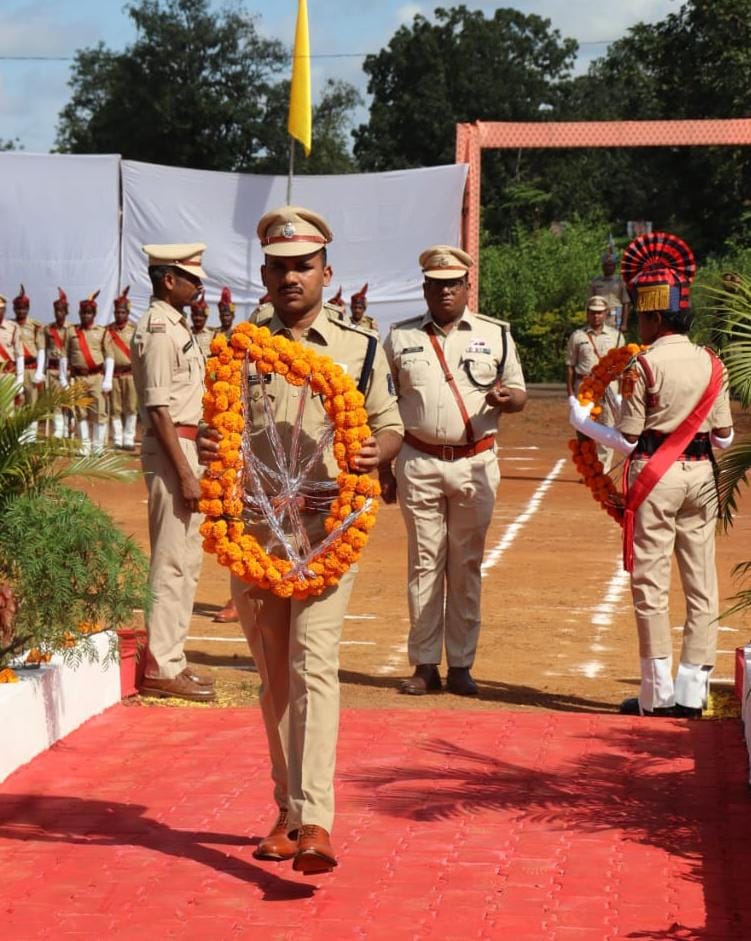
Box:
[455,119,751,311]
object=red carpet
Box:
[0,705,749,940]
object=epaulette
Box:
[474,312,510,329]
[325,305,371,339]
[248,302,274,325]
[390,314,424,330]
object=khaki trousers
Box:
[73,373,107,422]
[231,566,356,832]
[629,459,719,666]
[111,374,138,417]
[395,443,499,668]
[142,437,203,679]
[22,367,39,408]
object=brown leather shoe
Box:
[446,667,478,696]
[292,824,337,874]
[253,809,299,861]
[139,672,217,702]
[181,667,214,687]
[400,664,442,696]
[212,599,239,623]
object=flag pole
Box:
[287,140,295,205]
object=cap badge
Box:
[438,257,450,268]
[281,222,296,239]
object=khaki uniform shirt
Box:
[248,303,402,484]
[383,308,525,446]
[15,318,42,362]
[588,275,629,313]
[43,322,69,366]
[618,335,733,436]
[0,319,21,370]
[340,309,378,333]
[192,327,214,361]
[131,298,204,430]
[66,324,106,370]
[103,322,136,366]
[565,324,619,377]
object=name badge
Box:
[182,339,194,354]
[248,374,272,385]
[401,346,424,354]
[466,340,491,355]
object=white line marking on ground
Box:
[340,641,377,646]
[344,614,377,620]
[718,625,740,632]
[376,643,408,675]
[481,458,566,576]
[578,661,605,678]
[501,446,540,451]
[187,635,245,642]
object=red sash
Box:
[107,327,132,360]
[622,350,724,572]
[49,326,65,352]
[75,327,98,371]
[0,340,11,363]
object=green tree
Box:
[55,0,360,174]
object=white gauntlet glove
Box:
[59,357,69,389]
[102,357,114,393]
[710,429,734,450]
[568,395,637,456]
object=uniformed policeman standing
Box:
[12,284,44,439]
[61,291,109,455]
[213,286,236,340]
[189,290,214,361]
[43,289,71,438]
[348,284,378,332]
[565,294,620,472]
[199,207,403,875]
[0,294,24,402]
[589,250,631,335]
[103,287,138,450]
[131,243,215,704]
[381,246,527,697]
[570,232,734,718]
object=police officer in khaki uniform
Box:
[381,246,527,697]
[43,289,71,438]
[589,250,631,334]
[570,232,734,718]
[61,291,109,455]
[190,290,214,361]
[565,294,620,472]
[131,243,215,704]
[12,284,44,439]
[103,287,138,450]
[213,286,236,340]
[0,294,24,400]
[348,283,378,332]
[200,207,403,874]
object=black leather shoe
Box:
[446,667,478,696]
[673,703,703,720]
[400,664,442,696]
[619,697,675,717]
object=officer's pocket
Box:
[248,382,275,429]
[398,356,431,389]
[461,355,496,387]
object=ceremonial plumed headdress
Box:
[190,288,209,315]
[79,290,100,314]
[114,285,131,309]
[350,283,368,303]
[53,287,68,311]
[621,232,695,314]
[13,283,29,310]
[328,286,345,308]
[219,286,235,312]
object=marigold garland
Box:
[569,343,645,523]
[199,321,381,599]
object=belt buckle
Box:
[441,445,454,461]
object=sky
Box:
[0,0,678,154]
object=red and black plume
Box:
[621,232,696,313]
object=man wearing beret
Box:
[190,290,214,361]
[348,283,378,332]
[565,294,620,472]
[589,250,631,335]
[103,287,138,451]
[132,243,216,703]
[43,289,72,438]
[61,291,110,455]
[200,206,403,874]
[12,284,44,439]
[381,246,527,697]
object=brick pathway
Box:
[0,706,749,939]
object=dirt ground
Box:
[77,391,751,716]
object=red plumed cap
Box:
[54,287,68,308]
[114,285,131,308]
[13,283,29,308]
[621,232,696,313]
[191,288,209,314]
[219,286,233,306]
[350,282,368,303]
[329,286,345,308]
[79,289,100,313]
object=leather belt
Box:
[634,429,712,461]
[24,357,37,368]
[404,430,494,461]
[145,424,199,441]
[113,366,133,376]
[71,365,103,376]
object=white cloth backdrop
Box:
[0,153,121,324]
[121,161,468,333]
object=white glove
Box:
[59,357,69,389]
[102,357,114,393]
[14,355,24,394]
[569,395,637,456]
[33,349,45,384]
[710,429,734,450]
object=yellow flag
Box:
[288,0,311,156]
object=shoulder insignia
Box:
[474,312,509,329]
[148,318,167,334]
[391,315,423,330]
[248,302,274,325]
[329,315,372,340]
